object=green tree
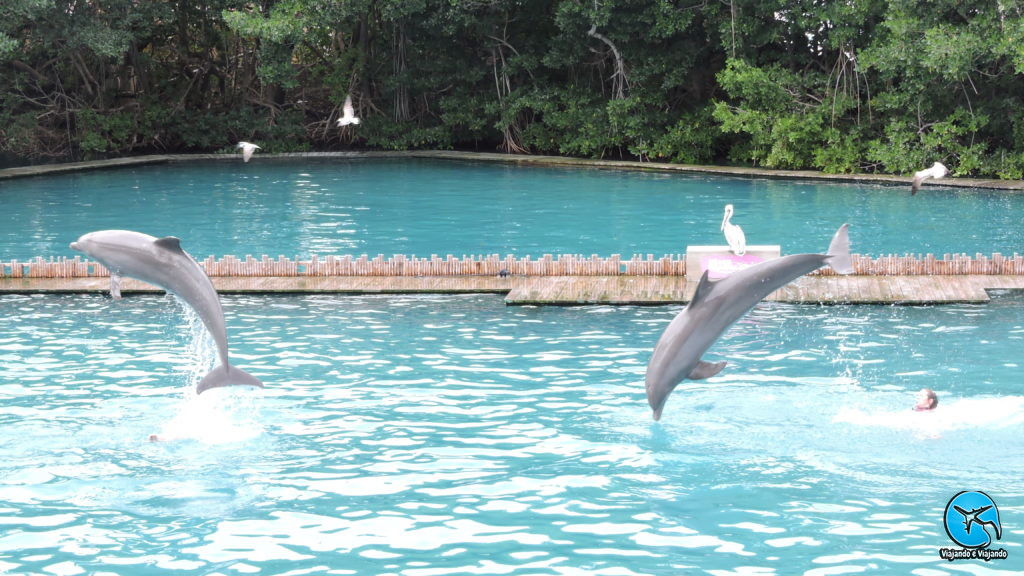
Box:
[2,0,1024,179]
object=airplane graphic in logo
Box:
[953,504,1002,542]
[944,491,1003,549]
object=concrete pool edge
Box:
[2,150,1024,191]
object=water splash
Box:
[152,386,264,444]
[151,297,264,444]
[834,396,1024,432]
[176,296,218,393]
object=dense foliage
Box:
[3,0,1024,177]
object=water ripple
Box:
[0,293,1022,574]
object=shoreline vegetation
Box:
[2,150,1023,191]
[3,2,1024,180]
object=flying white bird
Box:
[911,161,948,195]
[721,204,746,256]
[236,141,260,163]
[336,94,360,127]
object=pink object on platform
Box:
[701,254,766,279]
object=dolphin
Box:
[645,224,853,421]
[70,230,263,394]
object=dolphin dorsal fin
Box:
[690,270,715,305]
[154,236,184,253]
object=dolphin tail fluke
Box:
[826,223,853,275]
[196,364,264,394]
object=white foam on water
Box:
[153,386,264,444]
[833,396,1024,432]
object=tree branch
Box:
[587,24,627,99]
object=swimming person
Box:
[913,388,938,411]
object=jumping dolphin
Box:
[645,224,853,421]
[70,230,263,394]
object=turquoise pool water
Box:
[2,293,1022,574]
[2,158,1022,260]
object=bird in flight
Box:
[236,141,261,163]
[911,161,948,195]
[337,94,360,127]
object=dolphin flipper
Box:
[688,360,727,380]
[197,364,264,394]
[826,224,853,274]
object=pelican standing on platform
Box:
[236,141,260,163]
[721,204,746,256]
[911,161,948,195]
[337,94,360,127]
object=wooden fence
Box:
[3,252,1024,278]
[815,253,1024,276]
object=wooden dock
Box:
[4,252,1024,304]
[505,275,1024,305]
[3,274,1024,305]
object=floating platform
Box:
[3,274,1024,305]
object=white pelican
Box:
[721,204,746,256]
[236,141,261,163]
[911,161,948,195]
[336,94,360,127]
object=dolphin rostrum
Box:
[645,224,853,421]
[70,230,263,394]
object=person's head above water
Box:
[913,388,938,411]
